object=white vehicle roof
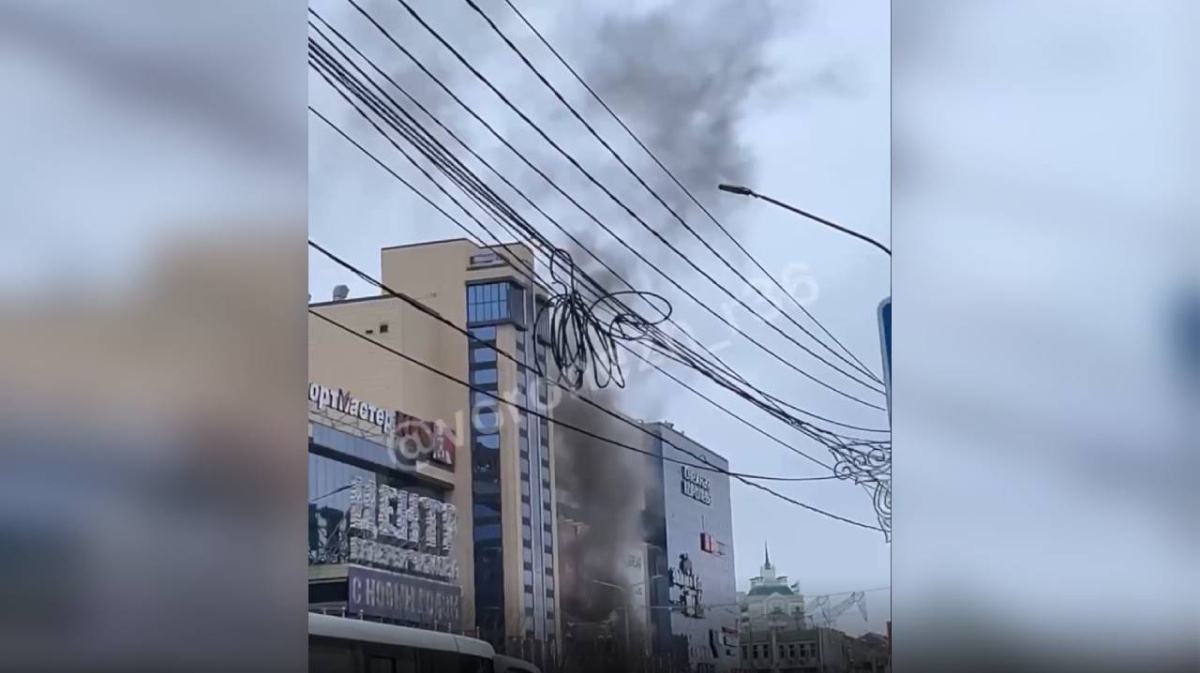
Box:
[308,613,495,659]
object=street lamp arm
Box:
[718,183,892,256]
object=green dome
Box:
[747,585,795,597]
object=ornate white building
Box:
[737,544,807,630]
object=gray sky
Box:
[309,0,892,635]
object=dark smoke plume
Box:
[544,0,791,651]
[554,388,650,625]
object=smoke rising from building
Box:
[554,389,650,626]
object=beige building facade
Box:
[309,239,561,660]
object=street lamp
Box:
[717,183,891,256]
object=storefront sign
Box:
[309,382,456,468]
[681,465,713,506]
[348,565,462,627]
[669,553,704,618]
[348,475,458,582]
[310,382,395,434]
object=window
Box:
[470,325,497,341]
[471,368,498,386]
[467,282,510,324]
[472,347,497,364]
[475,408,499,432]
[379,323,389,334]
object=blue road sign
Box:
[878,297,891,422]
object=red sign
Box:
[391,411,457,468]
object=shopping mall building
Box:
[308,239,561,665]
[554,411,739,673]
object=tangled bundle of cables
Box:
[533,249,672,390]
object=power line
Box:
[333,0,886,411]
[388,0,884,396]
[308,34,890,531]
[315,4,879,418]
[307,20,888,435]
[302,81,883,453]
[309,236,849,477]
[496,0,881,384]
[312,38,675,393]
[310,236,851,476]
[309,309,883,532]
[470,0,881,388]
[310,8,748,391]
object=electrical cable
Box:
[304,68,888,443]
[310,6,775,396]
[307,29,886,432]
[307,92,892,535]
[469,0,881,388]
[309,236,847,473]
[308,308,882,532]
[497,0,882,384]
[384,0,885,396]
[306,52,888,442]
[311,38,676,392]
[309,39,888,527]
[329,1,887,412]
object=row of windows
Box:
[742,643,817,661]
[467,281,529,327]
[468,283,557,644]
[469,324,504,647]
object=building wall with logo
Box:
[651,422,739,673]
[308,420,464,629]
[309,294,475,626]
[311,238,559,662]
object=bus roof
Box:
[308,613,495,659]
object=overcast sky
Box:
[308,0,892,635]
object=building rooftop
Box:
[747,584,796,597]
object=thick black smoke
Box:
[545,0,792,655]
